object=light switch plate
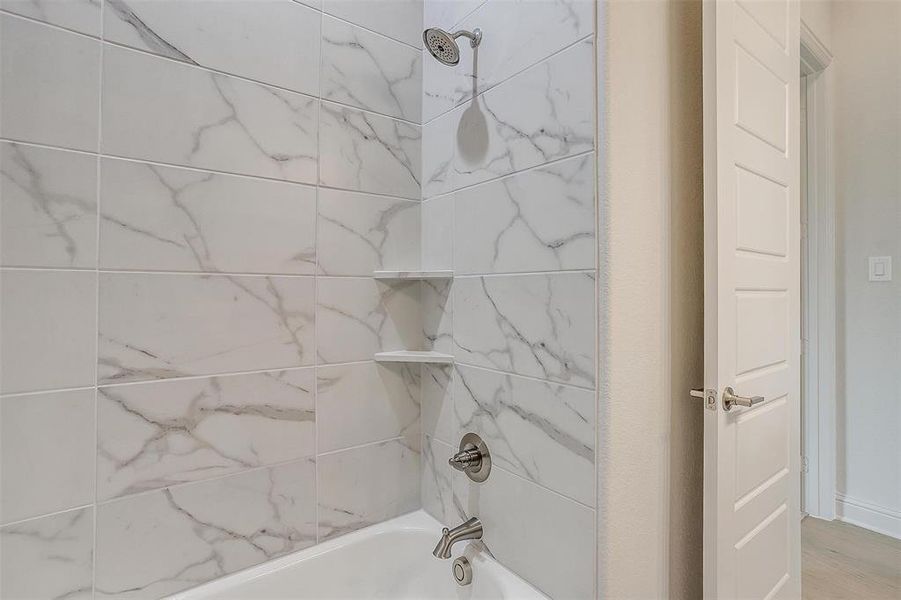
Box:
[868,256,892,282]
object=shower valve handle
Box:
[448,433,491,483]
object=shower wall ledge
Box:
[373,270,454,279]
[374,350,455,364]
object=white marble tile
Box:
[455,465,595,600]
[453,272,595,387]
[99,159,316,274]
[95,459,317,599]
[422,277,453,354]
[318,438,419,540]
[317,188,419,276]
[317,361,420,453]
[0,14,100,151]
[421,363,455,445]
[421,435,461,525]
[0,507,93,600]
[98,273,314,384]
[0,0,100,36]
[421,194,454,269]
[322,0,423,48]
[103,0,320,96]
[0,389,95,524]
[0,270,97,394]
[319,102,421,199]
[422,0,593,121]
[316,277,422,364]
[1,142,98,268]
[422,0,483,32]
[97,369,315,501]
[426,38,595,194]
[321,16,422,122]
[102,45,318,183]
[454,364,595,505]
[454,153,595,274]
[421,112,457,199]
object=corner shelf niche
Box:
[373,351,454,365]
[371,269,454,364]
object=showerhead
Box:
[423,27,482,66]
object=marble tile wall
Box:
[0,1,424,597]
[419,1,598,598]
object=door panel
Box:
[703,0,801,598]
[735,167,789,257]
[735,48,788,151]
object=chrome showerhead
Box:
[423,27,482,66]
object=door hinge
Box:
[801,455,809,474]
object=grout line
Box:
[319,97,422,128]
[452,361,597,393]
[0,266,92,273]
[0,384,98,399]
[1,361,380,399]
[95,362,374,390]
[0,137,422,202]
[318,10,422,52]
[4,268,471,279]
[321,11,424,56]
[422,33,595,127]
[95,454,319,508]
[314,6,323,545]
[453,268,597,279]
[103,39,423,126]
[315,435,407,458]
[93,5,106,590]
[422,149,596,202]
[490,459,598,513]
[447,0,490,32]
[0,267,318,277]
[0,138,99,158]
[591,0,601,529]
[289,0,425,55]
[0,503,96,530]
[0,8,100,40]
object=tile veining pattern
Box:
[0,1,423,597]
[419,1,597,598]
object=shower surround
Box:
[1,0,423,597]
[418,1,597,598]
[0,0,597,598]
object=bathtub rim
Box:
[167,509,548,599]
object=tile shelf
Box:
[373,351,454,364]
[372,270,454,280]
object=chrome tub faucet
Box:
[432,517,483,559]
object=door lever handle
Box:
[722,387,764,411]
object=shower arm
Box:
[451,28,482,48]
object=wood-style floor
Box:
[802,517,901,599]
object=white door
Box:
[702,0,801,598]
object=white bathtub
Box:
[170,511,547,599]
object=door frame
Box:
[799,20,836,521]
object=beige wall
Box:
[832,0,901,536]
[597,0,704,597]
[802,0,833,49]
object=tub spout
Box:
[432,517,482,559]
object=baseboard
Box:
[835,493,901,539]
